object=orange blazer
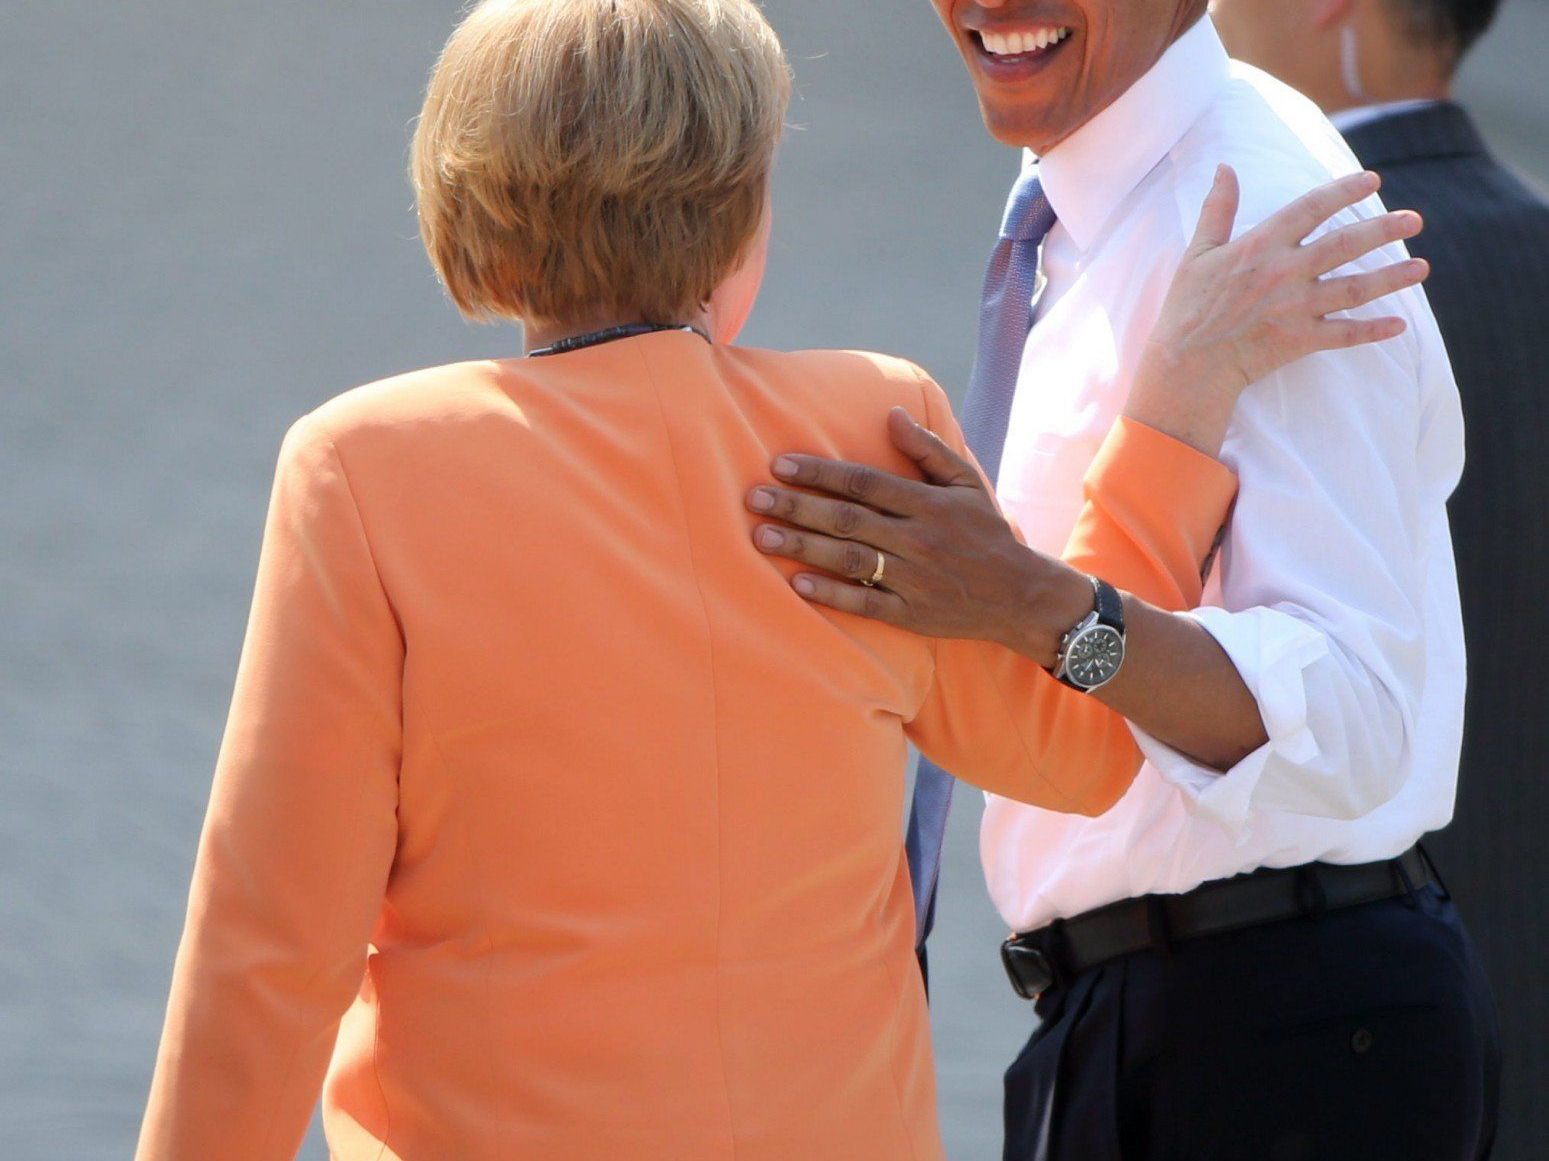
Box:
[137,331,1235,1161]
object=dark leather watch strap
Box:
[1092,576,1124,633]
[1053,575,1127,692]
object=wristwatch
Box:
[1052,575,1127,692]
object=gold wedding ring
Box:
[862,550,886,588]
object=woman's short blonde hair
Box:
[411,0,791,326]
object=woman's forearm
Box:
[1123,341,1237,459]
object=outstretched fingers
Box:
[746,483,894,545]
[1313,314,1409,351]
[1187,164,1242,252]
[1257,170,1383,247]
[787,571,910,625]
[1302,210,1423,277]
[886,407,983,488]
[766,452,932,516]
[753,522,895,587]
[1312,258,1430,318]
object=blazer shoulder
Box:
[739,346,938,420]
[262,362,515,506]
[756,346,929,386]
[298,360,507,444]
[270,366,519,486]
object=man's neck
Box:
[1029,7,1211,158]
[1327,76,1451,120]
[1322,28,1453,119]
[1027,15,1229,252]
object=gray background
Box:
[3,2,1546,1158]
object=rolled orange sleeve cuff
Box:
[1065,416,1239,609]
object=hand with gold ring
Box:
[744,407,1092,666]
[861,550,886,588]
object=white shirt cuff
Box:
[1131,605,1329,838]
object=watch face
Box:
[1065,625,1125,689]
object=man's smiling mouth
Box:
[966,22,1074,80]
[974,26,1072,57]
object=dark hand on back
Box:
[746,408,1088,666]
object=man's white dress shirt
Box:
[980,17,1467,934]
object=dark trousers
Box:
[1003,884,1500,1161]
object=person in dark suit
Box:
[1215,0,1549,1154]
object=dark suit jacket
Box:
[1344,101,1549,1161]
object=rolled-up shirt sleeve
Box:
[1133,292,1462,833]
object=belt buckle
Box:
[1000,936,1056,1001]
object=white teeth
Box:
[981,27,1070,56]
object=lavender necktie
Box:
[905,170,1057,949]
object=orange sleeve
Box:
[136,415,401,1161]
[1062,415,1237,610]
[904,372,1237,814]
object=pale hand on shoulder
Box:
[1126,166,1428,457]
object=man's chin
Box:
[977,102,1062,152]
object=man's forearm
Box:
[1008,561,1267,773]
[1093,594,1267,771]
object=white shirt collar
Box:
[1028,15,1232,252]
[1329,98,1442,135]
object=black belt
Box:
[1001,847,1439,1001]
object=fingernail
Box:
[758,527,785,550]
[773,457,799,478]
[794,576,816,596]
[749,489,775,512]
